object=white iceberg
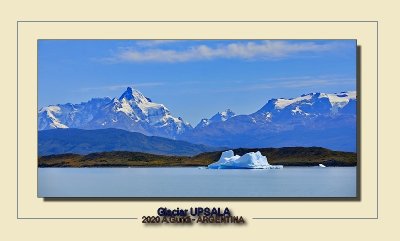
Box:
[208,150,283,169]
[319,164,326,167]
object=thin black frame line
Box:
[17,20,379,23]
[252,217,377,220]
[18,218,137,220]
[16,21,19,219]
[22,27,372,217]
[21,30,376,218]
[36,39,359,200]
[17,20,378,220]
[376,21,379,219]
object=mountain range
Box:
[39,87,192,139]
[186,91,357,151]
[39,87,357,152]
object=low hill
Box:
[38,147,357,167]
[38,128,221,156]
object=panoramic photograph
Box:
[37,39,358,197]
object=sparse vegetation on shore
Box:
[38,147,357,167]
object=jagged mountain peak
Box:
[220,109,236,117]
[38,86,192,138]
[38,89,356,151]
[195,109,237,128]
[185,90,356,152]
[118,86,148,103]
[211,109,236,122]
[195,118,211,128]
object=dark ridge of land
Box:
[38,147,357,167]
[38,128,222,156]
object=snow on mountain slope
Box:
[38,106,69,129]
[38,87,192,138]
[195,109,236,128]
[182,91,357,151]
[39,88,356,151]
[256,91,356,118]
[322,91,356,107]
[210,109,236,122]
[196,118,211,128]
[38,97,112,130]
[274,94,313,110]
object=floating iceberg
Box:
[208,150,283,169]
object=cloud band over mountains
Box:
[104,40,351,63]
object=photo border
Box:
[17,20,379,220]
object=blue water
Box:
[38,167,357,197]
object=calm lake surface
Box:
[38,167,357,197]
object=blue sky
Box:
[38,40,356,125]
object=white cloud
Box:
[107,40,347,63]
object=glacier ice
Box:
[208,150,283,169]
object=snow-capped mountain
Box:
[183,91,357,151]
[255,91,356,116]
[195,109,236,128]
[38,87,192,138]
[39,88,357,151]
[249,91,356,125]
[38,97,112,130]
